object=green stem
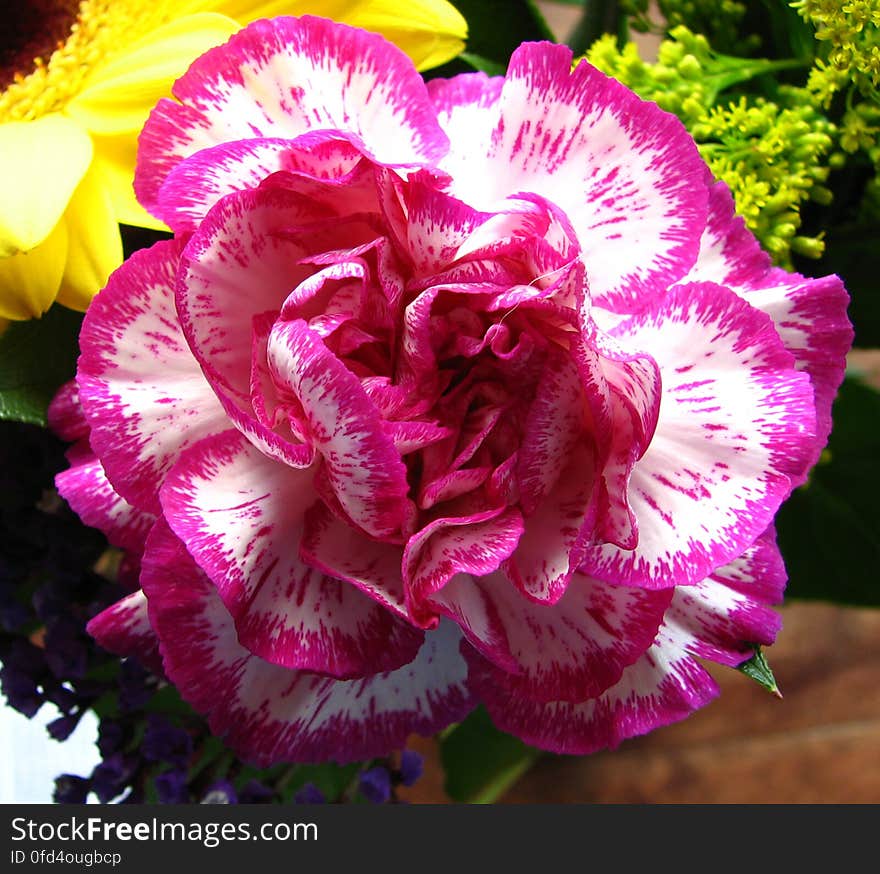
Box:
[703,57,810,104]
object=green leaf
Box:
[187,737,227,782]
[430,0,553,77]
[809,222,880,347]
[145,684,201,718]
[738,646,782,696]
[440,706,541,803]
[0,305,83,426]
[777,376,880,607]
[458,52,507,76]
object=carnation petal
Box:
[135,15,448,217]
[267,319,411,539]
[475,628,719,755]
[434,571,670,702]
[160,430,420,677]
[86,589,163,676]
[141,520,474,765]
[681,182,851,480]
[177,185,329,402]
[154,134,369,232]
[403,507,524,624]
[507,440,597,604]
[300,502,409,619]
[47,380,89,443]
[77,239,228,514]
[580,282,817,588]
[56,442,156,555]
[432,45,708,311]
[664,530,787,666]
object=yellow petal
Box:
[0,220,69,321]
[0,116,92,258]
[207,0,468,69]
[91,133,170,231]
[67,13,240,136]
[55,164,125,312]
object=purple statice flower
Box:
[43,615,89,680]
[142,715,193,766]
[91,754,138,803]
[97,719,126,758]
[47,711,83,741]
[54,775,91,804]
[359,767,392,804]
[117,659,153,712]
[154,769,190,804]
[398,750,424,787]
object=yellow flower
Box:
[0,0,467,321]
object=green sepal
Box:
[737,646,782,697]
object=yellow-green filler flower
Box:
[0,0,467,321]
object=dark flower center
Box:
[0,0,80,90]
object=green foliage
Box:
[777,377,880,607]
[793,0,880,104]
[658,0,760,55]
[0,305,82,426]
[694,93,835,261]
[440,707,541,803]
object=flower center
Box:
[0,1,80,91]
[0,0,170,122]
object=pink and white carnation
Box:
[52,16,852,764]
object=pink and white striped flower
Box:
[54,16,852,764]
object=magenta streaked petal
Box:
[77,239,228,514]
[474,628,719,755]
[47,381,89,443]
[507,440,597,604]
[56,442,156,555]
[300,502,409,620]
[385,419,455,455]
[435,570,670,702]
[745,270,851,479]
[663,532,787,667]
[434,44,708,311]
[154,134,371,231]
[267,319,411,539]
[136,15,448,219]
[428,71,503,141]
[516,351,585,514]
[681,181,852,475]
[160,430,420,677]
[581,282,817,588]
[578,331,662,551]
[86,589,163,676]
[141,519,474,765]
[177,185,324,402]
[403,507,524,624]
